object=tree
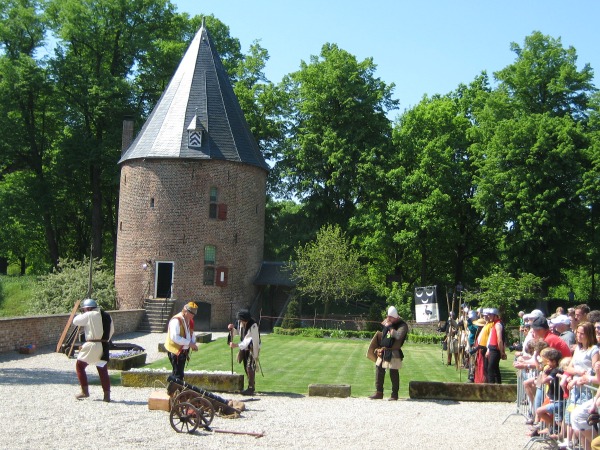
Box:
[494,31,595,119]
[275,43,398,235]
[352,76,496,299]
[0,0,61,267]
[290,224,367,315]
[463,268,542,319]
[281,297,301,329]
[472,32,595,296]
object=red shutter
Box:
[216,267,228,286]
[218,203,227,220]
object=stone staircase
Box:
[138,298,176,333]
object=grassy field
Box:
[145,334,518,397]
[0,275,35,317]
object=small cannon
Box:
[166,376,241,434]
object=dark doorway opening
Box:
[196,302,211,330]
[156,262,174,298]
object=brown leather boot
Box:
[75,386,89,400]
[103,391,111,403]
[368,392,383,400]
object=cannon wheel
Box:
[190,396,215,427]
[174,391,215,428]
[170,402,199,434]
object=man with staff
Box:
[228,309,261,395]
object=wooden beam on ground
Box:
[409,381,516,402]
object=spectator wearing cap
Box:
[531,316,572,359]
[522,309,544,356]
[164,302,199,380]
[485,308,506,384]
[551,315,576,347]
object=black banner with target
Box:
[414,286,439,323]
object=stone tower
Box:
[115,23,269,329]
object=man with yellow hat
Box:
[164,302,198,380]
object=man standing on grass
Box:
[366,306,409,400]
[228,309,261,395]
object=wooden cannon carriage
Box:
[166,376,244,433]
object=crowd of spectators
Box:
[512,304,600,450]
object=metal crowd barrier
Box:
[516,371,600,450]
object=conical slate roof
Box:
[119,24,268,171]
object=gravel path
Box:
[0,332,535,449]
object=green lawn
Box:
[0,275,34,317]
[145,334,517,397]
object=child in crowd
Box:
[528,347,565,437]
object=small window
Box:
[210,187,218,202]
[203,267,215,285]
[209,203,218,219]
[204,245,216,265]
[150,198,155,208]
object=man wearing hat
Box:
[550,314,575,347]
[530,316,572,358]
[72,298,114,402]
[366,306,409,400]
[164,302,199,380]
[228,309,261,395]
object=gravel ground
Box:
[0,332,536,449]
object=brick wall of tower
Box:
[115,159,267,329]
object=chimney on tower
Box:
[121,116,134,155]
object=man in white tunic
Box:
[73,298,114,402]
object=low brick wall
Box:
[0,309,145,354]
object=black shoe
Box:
[241,387,255,395]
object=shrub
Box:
[281,298,302,329]
[30,258,116,314]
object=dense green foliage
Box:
[30,258,116,314]
[0,1,598,320]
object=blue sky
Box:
[174,0,600,118]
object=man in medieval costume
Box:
[228,309,261,395]
[366,306,409,400]
[164,302,198,380]
[73,298,114,402]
